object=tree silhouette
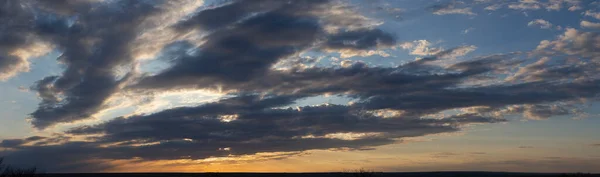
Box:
[0,157,37,177]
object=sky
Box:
[1,0,600,173]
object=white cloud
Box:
[441,45,477,59]
[434,8,476,16]
[581,20,600,29]
[534,28,600,61]
[508,0,541,10]
[312,2,384,33]
[507,0,581,11]
[528,19,553,29]
[397,41,476,66]
[404,40,443,56]
[462,27,475,34]
[484,4,503,11]
[431,2,476,16]
[331,49,391,59]
[568,5,581,11]
[584,10,600,20]
[0,41,52,81]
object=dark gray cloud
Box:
[322,29,395,51]
[174,0,288,32]
[0,0,37,81]
[2,93,503,171]
[0,136,46,148]
[134,0,395,91]
[3,0,600,173]
[25,0,166,129]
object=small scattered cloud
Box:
[18,86,29,92]
[528,19,553,29]
[403,40,444,56]
[568,5,582,11]
[428,2,476,16]
[398,40,476,61]
[507,0,581,11]
[462,27,475,34]
[518,146,534,149]
[585,10,600,20]
[581,20,600,29]
[485,4,503,11]
[509,1,541,10]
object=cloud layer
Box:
[1,0,600,173]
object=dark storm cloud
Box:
[322,29,395,51]
[174,0,287,31]
[133,0,401,92]
[0,0,36,80]
[136,47,493,98]
[30,76,60,105]
[3,0,600,173]
[136,11,322,89]
[32,0,90,15]
[0,0,93,81]
[0,56,22,78]
[0,136,46,148]
[2,92,505,171]
[26,0,166,129]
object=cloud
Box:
[431,152,460,158]
[399,40,476,62]
[534,28,600,61]
[428,2,476,16]
[18,0,205,129]
[3,0,600,173]
[8,43,600,171]
[568,5,581,11]
[2,93,505,171]
[322,29,396,58]
[462,28,475,34]
[508,0,541,10]
[484,4,503,11]
[507,0,582,11]
[0,1,52,81]
[585,10,600,20]
[504,104,572,120]
[26,0,162,129]
[401,40,444,56]
[528,19,553,29]
[133,0,397,92]
[581,20,600,29]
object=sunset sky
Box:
[1,0,600,173]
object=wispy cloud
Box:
[528,19,553,29]
[428,2,476,16]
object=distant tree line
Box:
[0,157,37,177]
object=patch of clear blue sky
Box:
[0,51,63,138]
[356,0,585,55]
